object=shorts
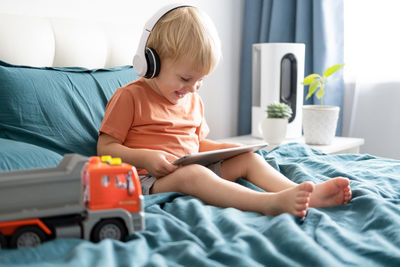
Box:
[139,161,222,195]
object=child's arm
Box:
[199,139,242,152]
[97,133,178,178]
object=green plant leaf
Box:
[316,87,324,99]
[306,79,320,99]
[323,64,344,78]
[302,74,320,85]
[266,102,292,118]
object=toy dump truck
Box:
[0,154,144,249]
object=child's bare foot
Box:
[310,177,352,207]
[267,181,315,218]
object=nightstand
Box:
[216,135,365,155]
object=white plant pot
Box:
[259,118,288,145]
[302,105,340,145]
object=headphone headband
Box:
[133,3,191,77]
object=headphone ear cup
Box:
[144,47,161,78]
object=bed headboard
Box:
[0,13,137,68]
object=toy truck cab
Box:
[83,156,142,213]
[82,156,145,242]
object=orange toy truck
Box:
[0,154,145,249]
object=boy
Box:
[97,5,351,218]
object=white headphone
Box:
[132,3,191,78]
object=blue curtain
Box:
[238,0,344,136]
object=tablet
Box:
[173,143,268,166]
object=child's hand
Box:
[144,150,179,178]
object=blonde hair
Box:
[147,6,221,75]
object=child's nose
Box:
[186,82,199,93]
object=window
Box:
[101,175,110,187]
[114,174,127,189]
[344,0,400,83]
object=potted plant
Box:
[302,64,344,145]
[260,102,292,145]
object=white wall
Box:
[342,82,400,160]
[0,0,244,139]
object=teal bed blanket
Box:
[1,143,400,266]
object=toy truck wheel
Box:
[91,219,127,242]
[10,226,46,248]
[0,233,7,249]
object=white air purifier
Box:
[251,43,305,139]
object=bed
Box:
[1,13,400,267]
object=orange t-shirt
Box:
[99,78,209,163]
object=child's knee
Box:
[238,151,264,164]
[175,164,211,192]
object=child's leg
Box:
[221,152,352,207]
[220,152,297,191]
[151,164,314,217]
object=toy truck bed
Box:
[0,154,88,222]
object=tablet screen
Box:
[173,143,268,166]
